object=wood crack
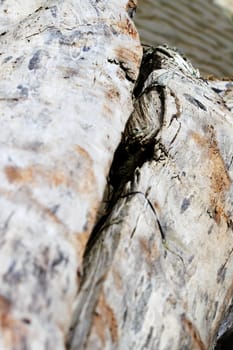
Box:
[107,58,136,83]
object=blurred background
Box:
[135,0,233,77]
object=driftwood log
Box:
[0,1,233,350]
[0,1,141,349]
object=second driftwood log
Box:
[69,46,233,350]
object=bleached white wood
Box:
[1,1,233,349]
[0,1,141,349]
[69,46,233,350]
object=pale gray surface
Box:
[70,46,233,349]
[0,1,141,349]
[0,1,233,349]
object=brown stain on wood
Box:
[75,230,89,264]
[111,268,123,290]
[139,238,159,263]
[191,126,231,224]
[92,290,118,346]
[4,160,97,263]
[153,201,161,212]
[0,295,27,348]
[4,145,96,195]
[75,145,97,194]
[0,295,11,329]
[105,87,120,102]
[92,310,106,346]
[116,18,138,39]
[4,152,97,256]
[115,47,140,68]
[181,315,207,350]
[114,45,141,82]
[5,166,34,183]
[74,145,91,160]
[5,165,67,187]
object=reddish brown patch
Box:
[190,132,206,148]
[117,17,138,39]
[181,315,206,350]
[92,310,106,346]
[139,238,149,256]
[51,173,66,186]
[114,45,141,81]
[5,166,34,183]
[190,127,231,224]
[75,231,89,260]
[75,145,96,193]
[111,268,123,290]
[0,295,27,348]
[212,205,228,224]
[5,146,96,196]
[115,47,139,67]
[75,145,92,161]
[139,238,159,264]
[153,201,161,212]
[5,165,66,187]
[206,128,230,192]
[0,295,11,329]
[92,290,118,345]
[64,231,89,286]
[105,87,120,101]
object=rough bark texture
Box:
[0,1,141,349]
[1,1,233,350]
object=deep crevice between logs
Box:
[67,49,164,348]
[107,58,136,84]
[215,328,233,350]
[214,301,233,350]
[85,47,164,257]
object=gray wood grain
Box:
[0,1,141,349]
[70,46,233,350]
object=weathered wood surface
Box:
[1,1,233,349]
[0,1,141,349]
[69,47,233,349]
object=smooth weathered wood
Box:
[1,1,233,349]
[69,46,233,350]
[0,1,141,349]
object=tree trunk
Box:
[1,1,233,350]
